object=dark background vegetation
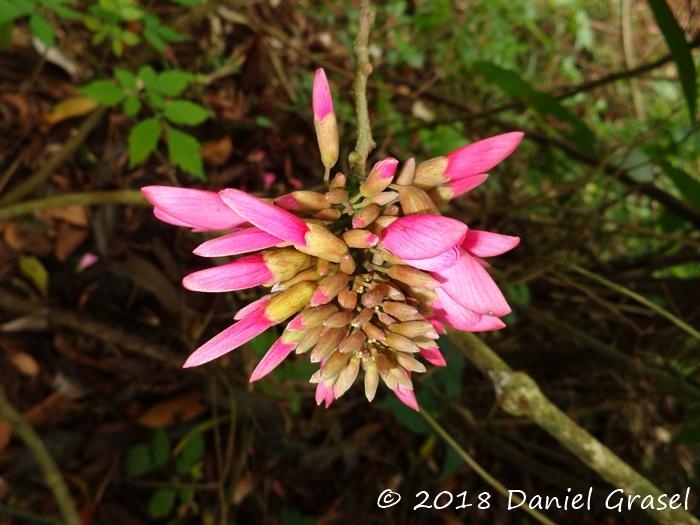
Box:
[0,1,699,524]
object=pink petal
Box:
[464,315,506,332]
[404,246,460,271]
[183,309,274,367]
[419,346,446,367]
[373,157,399,180]
[433,250,511,316]
[182,254,273,292]
[433,287,481,329]
[381,215,468,260]
[249,338,297,382]
[444,173,489,198]
[445,132,523,181]
[193,227,284,257]
[315,382,335,408]
[76,252,99,271]
[394,385,420,411]
[153,207,198,228]
[312,68,333,120]
[234,295,271,320]
[142,186,246,231]
[219,189,309,246]
[462,230,520,258]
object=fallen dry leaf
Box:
[41,204,89,226]
[54,222,88,261]
[138,391,207,428]
[202,136,233,167]
[44,96,98,126]
[7,350,40,377]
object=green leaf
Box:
[121,29,140,46]
[0,0,33,25]
[153,70,193,97]
[0,22,12,48]
[19,255,48,297]
[128,117,161,167]
[125,443,153,476]
[122,95,141,117]
[164,100,210,125]
[474,61,596,153]
[147,488,176,519]
[29,14,55,47]
[143,27,165,53]
[81,80,124,106]
[661,162,700,210]
[138,65,158,90]
[150,428,171,468]
[114,67,137,91]
[176,431,205,474]
[648,0,697,122]
[147,91,166,111]
[166,126,204,179]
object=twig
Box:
[0,189,147,220]
[0,396,81,525]
[348,0,376,184]
[0,107,107,205]
[568,263,700,341]
[420,410,557,525]
[0,287,177,366]
[450,330,700,525]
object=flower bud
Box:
[387,265,438,289]
[321,351,351,380]
[342,229,379,249]
[352,203,381,229]
[395,157,416,186]
[313,69,339,170]
[289,304,338,331]
[339,331,366,354]
[311,327,347,362]
[399,186,440,215]
[359,158,398,197]
[311,272,350,306]
[389,320,438,339]
[363,359,379,402]
[395,352,427,373]
[263,248,313,282]
[300,222,348,263]
[385,331,419,353]
[265,281,315,322]
[275,191,329,211]
[413,156,448,188]
[333,355,360,398]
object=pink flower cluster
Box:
[142,68,522,411]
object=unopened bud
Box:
[342,229,378,249]
[395,157,416,186]
[387,265,438,289]
[311,272,349,306]
[325,188,348,204]
[266,281,315,322]
[320,351,351,380]
[330,172,347,189]
[314,208,341,221]
[382,301,421,321]
[337,287,358,310]
[359,158,398,197]
[263,248,312,282]
[339,331,366,354]
[333,355,360,398]
[295,326,324,354]
[399,186,440,215]
[339,253,356,275]
[385,331,419,353]
[311,327,347,362]
[363,359,379,401]
[301,222,348,263]
[323,310,353,328]
[363,322,386,342]
[395,352,427,373]
[352,203,381,228]
[275,191,329,211]
[413,156,448,188]
[389,320,438,339]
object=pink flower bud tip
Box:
[312,68,333,121]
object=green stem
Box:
[450,330,700,525]
[0,396,81,525]
[420,410,557,525]
[568,263,700,341]
[348,0,376,184]
[0,190,147,220]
